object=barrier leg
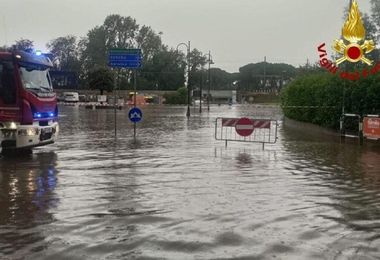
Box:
[340,117,345,142]
[359,130,364,145]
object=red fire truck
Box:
[0,50,59,152]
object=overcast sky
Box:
[0,0,372,72]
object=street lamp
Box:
[176,41,191,117]
[207,51,214,112]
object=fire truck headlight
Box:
[3,122,17,129]
[18,128,39,136]
[27,128,39,136]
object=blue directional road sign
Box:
[108,48,142,68]
[128,107,143,123]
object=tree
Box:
[14,38,34,51]
[361,14,379,63]
[139,47,185,90]
[81,14,164,87]
[209,68,235,90]
[103,15,139,48]
[82,26,108,69]
[238,62,296,91]
[46,35,81,71]
[136,25,163,61]
[189,49,207,72]
[88,67,114,95]
[82,15,163,67]
[188,48,207,87]
[371,0,380,34]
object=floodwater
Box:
[1,104,380,260]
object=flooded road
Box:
[1,105,380,259]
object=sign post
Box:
[108,48,142,140]
[128,106,143,140]
[133,69,137,139]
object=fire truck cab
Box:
[0,50,59,151]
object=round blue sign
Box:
[128,107,142,123]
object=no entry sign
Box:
[235,117,254,137]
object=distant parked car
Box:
[57,94,65,102]
[63,92,79,102]
[79,95,87,102]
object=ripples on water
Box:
[1,105,380,259]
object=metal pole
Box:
[207,50,211,112]
[199,73,202,113]
[114,69,118,139]
[342,63,346,115]
[134,69,137,139]
[263,56,266,89]
[186,41,191,118]
[340,63,346,142]
[359,115,363,145]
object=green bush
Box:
[281,73,380,129]
[163,87,188,104]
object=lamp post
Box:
[207,51,214,112]
[199,73,203,113]
[176,41,191,117]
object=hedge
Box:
[163,87,187,104]
[281,73,380,129]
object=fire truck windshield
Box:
[20,66,52,93]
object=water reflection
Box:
[282,124,380,258]
[235,152,253,167]
[0,152,58,256]
[3,105,380,259]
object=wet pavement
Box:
[1,105,380,259]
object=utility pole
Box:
[199,73,203,113]
[187,41,191,117]
[207,51,213,112]
[113,70,118,139]
[263,56,267,89]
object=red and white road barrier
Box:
[215,117,278,147]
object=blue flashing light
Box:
[35,50,42,56]
[33,111,56,119]
[34,112,42,118]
